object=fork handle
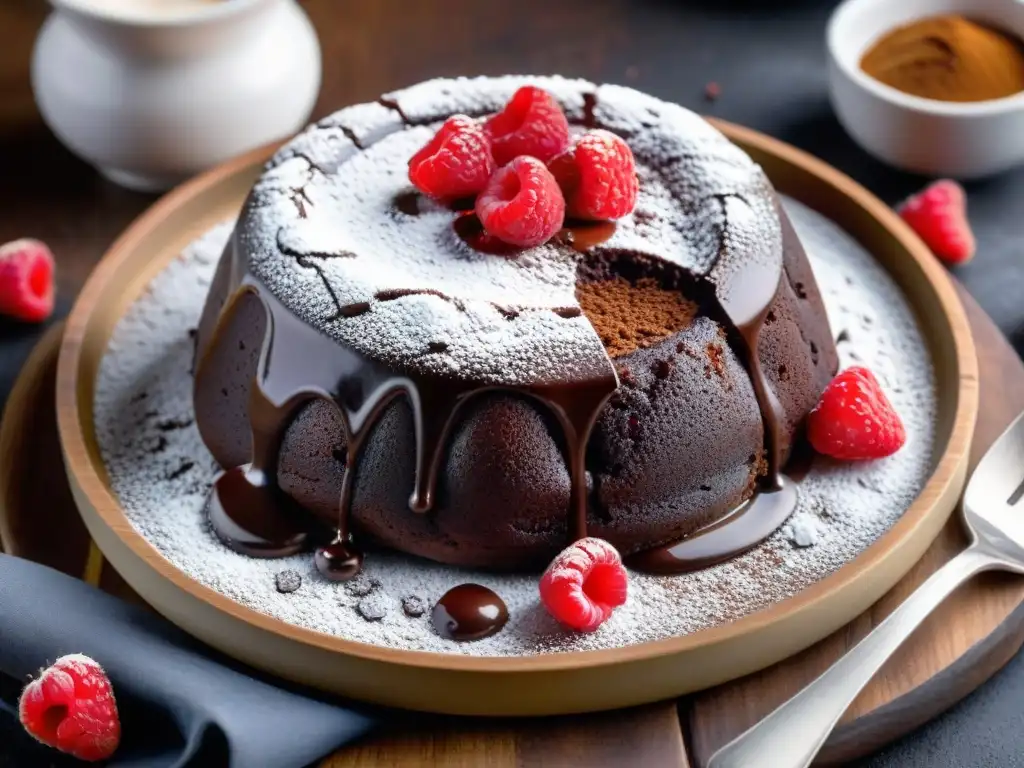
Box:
[706,546,1003,768]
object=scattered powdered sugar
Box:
[784,514,822,548]
[93,196,936,658]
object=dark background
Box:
[1,0,1023,765]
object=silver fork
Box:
[707,410,1024,768]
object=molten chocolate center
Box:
[576,276,697,358]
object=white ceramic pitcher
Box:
[32,0,321,192]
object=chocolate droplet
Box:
[431,584,508,641]
[314,537,363,581]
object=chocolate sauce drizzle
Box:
[197,260,616,579]
[624,253,797,573]
[627,477,797,573]
[198,86,801,605]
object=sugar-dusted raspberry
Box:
[539,537,629,632]
[408,115,495,200]
[548,129,639,221]
[484,86,571,166]
[897,180,976,265]
[475,156,566,248]
[808,366,906,460]
[19,654,121,762]
[0,239,55,323]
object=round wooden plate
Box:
[53,123,978,716]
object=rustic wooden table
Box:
[4,1,1024,766]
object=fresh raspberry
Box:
[484,86,571,166]
[475,156,566,248]
[897,180,976,265]
[0,239,55,323]
[548,130,639,221]
[808,366,906,460]
[539,537,628,632]
[408,115,495,200]
[19,654,120,762]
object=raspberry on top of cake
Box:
[245,76,783,390]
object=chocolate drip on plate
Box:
[714,256,788,487]
[626,476,798,573]
[627,251,800,574]
[198,266,617,579]
[201,276,405,576]
[431,583,509,641]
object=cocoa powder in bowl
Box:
[861,15,1024,102]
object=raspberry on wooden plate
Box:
[408,115,495,200]
[897,180,976,265]
[19,654,120,763]
[539,537,629,632]
[475,156,566,248]
[548,129,639,221]
[807,366,906,460]
[0,239,55,323]
[484,86,572,166]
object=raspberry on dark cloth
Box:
[0,554,373,767]
[897,180,976,265]
[19,654,120,762]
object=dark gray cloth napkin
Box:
[0,553,375,767]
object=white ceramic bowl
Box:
[827,0,1024,179]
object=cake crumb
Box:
[357,595,388,622]
[345,575,380,597]
[785,516,822,548]
[403,596,426,617]
[275,570,302,594]
[706,342,726,378]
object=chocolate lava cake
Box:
[192,76,838,572]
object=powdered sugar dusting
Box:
[243,77,781,386]
[93,196,936,657]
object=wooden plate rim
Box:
[55,125,979,674]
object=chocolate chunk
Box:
[345,575,380,597]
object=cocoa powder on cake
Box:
[576,277,696,358]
